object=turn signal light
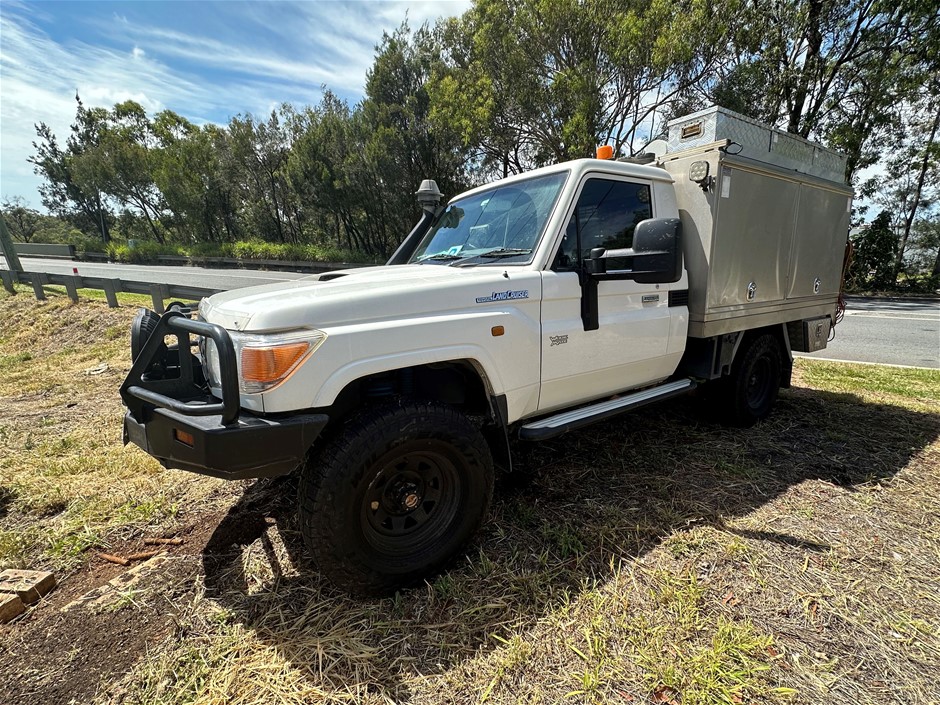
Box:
[241,342,310,383]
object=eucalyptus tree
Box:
[429,0,738,176]
[30,95,113,242]
[0,197,40,243]
[69,100,170,243]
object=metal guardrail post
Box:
[0,269,16,294]
[102,278,121,308]
[151,283,170,313]
[31,272,49,301]
[65,275,81,303]
[0,213,24,273]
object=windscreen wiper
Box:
[416,252,464,263]
[453,248,532,266]
[479,248,532,258]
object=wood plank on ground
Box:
[0,569,57,605]
[0,592,26,623]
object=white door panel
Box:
[539,271,673,411]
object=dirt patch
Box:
[0,498,237,705]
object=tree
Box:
[69,100,171,243]
[430,0,738,176]
[362,22,471,247]
[891,97,940,281]
[0,197,40,242]
[30,96,113,242]
[859,84,940,283]
[701,0,938,182]
[850,210,897,289]
[152,113,240,242]
[227,109,301,243]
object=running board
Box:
[518,379,695,441]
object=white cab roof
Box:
[453,158,674,202]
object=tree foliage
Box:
[0,197,41,243]
[850,210,898,289]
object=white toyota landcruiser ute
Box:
[122,107,852,594]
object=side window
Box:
[552,179,653,271]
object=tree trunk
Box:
[892,105,940,283]
[788,0,823,135]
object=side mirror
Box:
[585,247,607,274]
[585,218,682,284]
[631,217,682,283]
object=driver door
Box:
[539,175,674,412]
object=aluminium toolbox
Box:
[666,106,848,184]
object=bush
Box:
[98,238,362,265]
[229,239,360,263]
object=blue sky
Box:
[0,0,471,209]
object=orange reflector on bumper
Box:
[174,429,195,447]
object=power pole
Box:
[0,212,24,273]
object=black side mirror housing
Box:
[585,247,607,274]
[584,218,682,284]
[578,218,683,331]
[631,217,682,283]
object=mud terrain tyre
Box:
[298,399,494,595]
[719,333,782,427]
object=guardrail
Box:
[0,269,216,313]
[13,243,76,259]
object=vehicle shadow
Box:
[201,385,940,701]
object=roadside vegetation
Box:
[1,289,938,704]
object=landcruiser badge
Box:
[550,335,568,346]
[475,289,529,304]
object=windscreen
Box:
[409,171,568,265]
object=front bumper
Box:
[120,308,327,480]
[123,407,328,480]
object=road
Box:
[4,257,938,368]
[802,296,939,369]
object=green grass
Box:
[0,290,223,571]
[796,357,940,401]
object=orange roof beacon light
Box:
[596,145,614,160]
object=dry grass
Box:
[0,286,225,572]
[1,286,938,704]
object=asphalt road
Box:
[4,256,938,368]
[802,296,939,369]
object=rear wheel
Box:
[298,399,493,595]
[717,333,782,427]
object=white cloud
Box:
[0,1,472,208]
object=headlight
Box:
[201,329,326,394]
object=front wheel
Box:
[298,400,494,595]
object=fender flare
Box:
[310,344,505,409]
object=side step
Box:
[518,379,695,441]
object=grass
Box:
[1,288,939,704]
[0,286,224,571]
